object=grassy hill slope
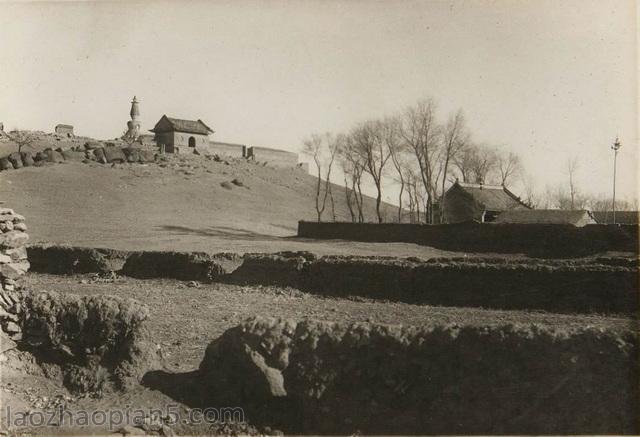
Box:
[0,154,434,256]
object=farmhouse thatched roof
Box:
[451,182,530,211]
[495,209,596,226]
[151,115,214,135]
[591,211,639,225]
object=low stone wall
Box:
[1,216,159,392]
[227,253,638,315]
[199,316,638,435]
[14,289,160,391]
[27,245,638,314]
[27,244,242,282]
[0,208,29,343]
[298,221,639,257]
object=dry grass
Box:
[0,157,469,258]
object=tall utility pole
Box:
[611,137,622,224]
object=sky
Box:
[0,0,637,202]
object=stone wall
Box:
[247,146,298,168]
[227,253,638,315]
[205,141,246,158]
[0,208,29,293]
[0,208,29,346]
[298,221,639,257]
[199,316,638,435]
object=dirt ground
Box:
[22,273,636,372]
[1,273,636,435]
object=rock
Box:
[138,150,156,163]
[231,178,244,187]
[61,150,86,161]
[45,149,65,163]
[0,290,15,307]
[0,208,14,216]
[0,221,13,232]
[123,147,141,163]
[0,330,17,354]
[93,148,107,164]
[0,261,30,279]
[84,141,103,150]
[104,147,127,164]
[8,152,23,169]
[0,158,14,171]
[20,151,35,167]
[13,222,26,232]
[3,321,20,334]
[3,247,28,261]
[0,308,18,322]
[0,254,12,264]
[0,231,29,249]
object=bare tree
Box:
[566,156,579,210]
[351,120,392,223]
[454,143,497,184]
[339,134,366,222]
[302,133,339,222]
[521,173,540,208]
[8,130,36,154]
[439,109,469,221]
[382,117,409,222]
[398,99,442,223]
[497,150,522,186]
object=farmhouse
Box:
[442,181,530,223]
[55,124,74,137]
[247,146,298,168]
[495,209,597,227]
[151,115,214,153]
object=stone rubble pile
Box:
[0,207,29,344]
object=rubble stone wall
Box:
[228,253,638,315]
[199,316,639,435]
[0,208,29,344]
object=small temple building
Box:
[150,115,214,153]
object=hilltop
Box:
[0,150,421,255]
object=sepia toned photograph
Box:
[0,0,638,435]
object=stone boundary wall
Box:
[205,141,246,158]
[26,245,638,315]
[247,146,298,168]
[27,245,242,282]
[298,221,639,257]
[0,208,29,344]
[199,316,638,435]
[228,253,638,315]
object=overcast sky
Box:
[0,0,637,201]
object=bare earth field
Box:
[22,273,637,372]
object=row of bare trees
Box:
[303,98,525,223]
